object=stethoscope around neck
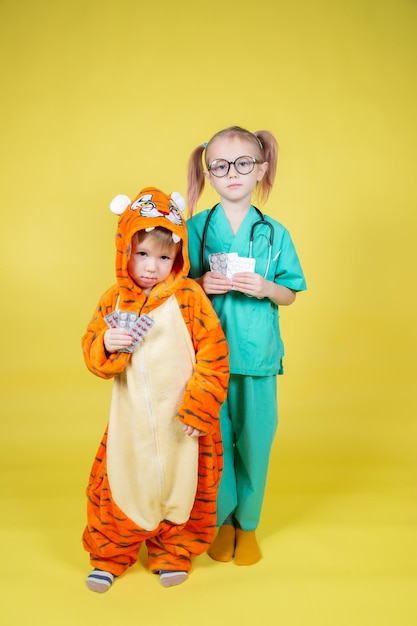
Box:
[200,204,274,278]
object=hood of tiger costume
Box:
[109,187,189,294]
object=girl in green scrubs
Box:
[187,126,306,565]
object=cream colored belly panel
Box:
[106,295,197,531]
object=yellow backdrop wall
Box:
[1,1,416,625]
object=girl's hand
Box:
[104,328,133,353]
[198,271,232,295]
[183,424,206,437]
[231,271,268,298]
[232,272,296,305]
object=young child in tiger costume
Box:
[82,186,229,592]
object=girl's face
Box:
[205,135,268,206]
[127,233,177,294]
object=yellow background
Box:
[1,0,416,624]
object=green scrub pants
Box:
[217,374,278,531]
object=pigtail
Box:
[187,144,206,218]
[254,130,279,204]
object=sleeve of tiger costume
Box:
[175,280,229,436]
[82,286,131,379]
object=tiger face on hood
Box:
[109,187,190,294]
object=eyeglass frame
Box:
[207,155,262,178]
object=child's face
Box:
[127,233,177,294]
[205,136,268,205]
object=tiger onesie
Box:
[81,187,229,591]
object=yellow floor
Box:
[2,372,416,626]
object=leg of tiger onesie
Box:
[82,428,145,577]
[83,430,221,577]
[146,435,220,574]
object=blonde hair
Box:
[187,126,279,217]
[133,226,179,250]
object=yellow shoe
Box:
[207,525,236,562]
[234,529,261,566]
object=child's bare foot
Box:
[234,529,261,566]
[207,524,236,562]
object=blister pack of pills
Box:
[104,310,155,352]
[208,252,229,274]
[209,252,255,279]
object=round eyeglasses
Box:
[207,155,261,178]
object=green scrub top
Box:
[187,205,307,377]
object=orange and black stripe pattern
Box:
[83,420,223,576]
[82,278,229,576]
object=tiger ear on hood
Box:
[170,192,185,242]
[110,194,131,215]
[170,191,186,213]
